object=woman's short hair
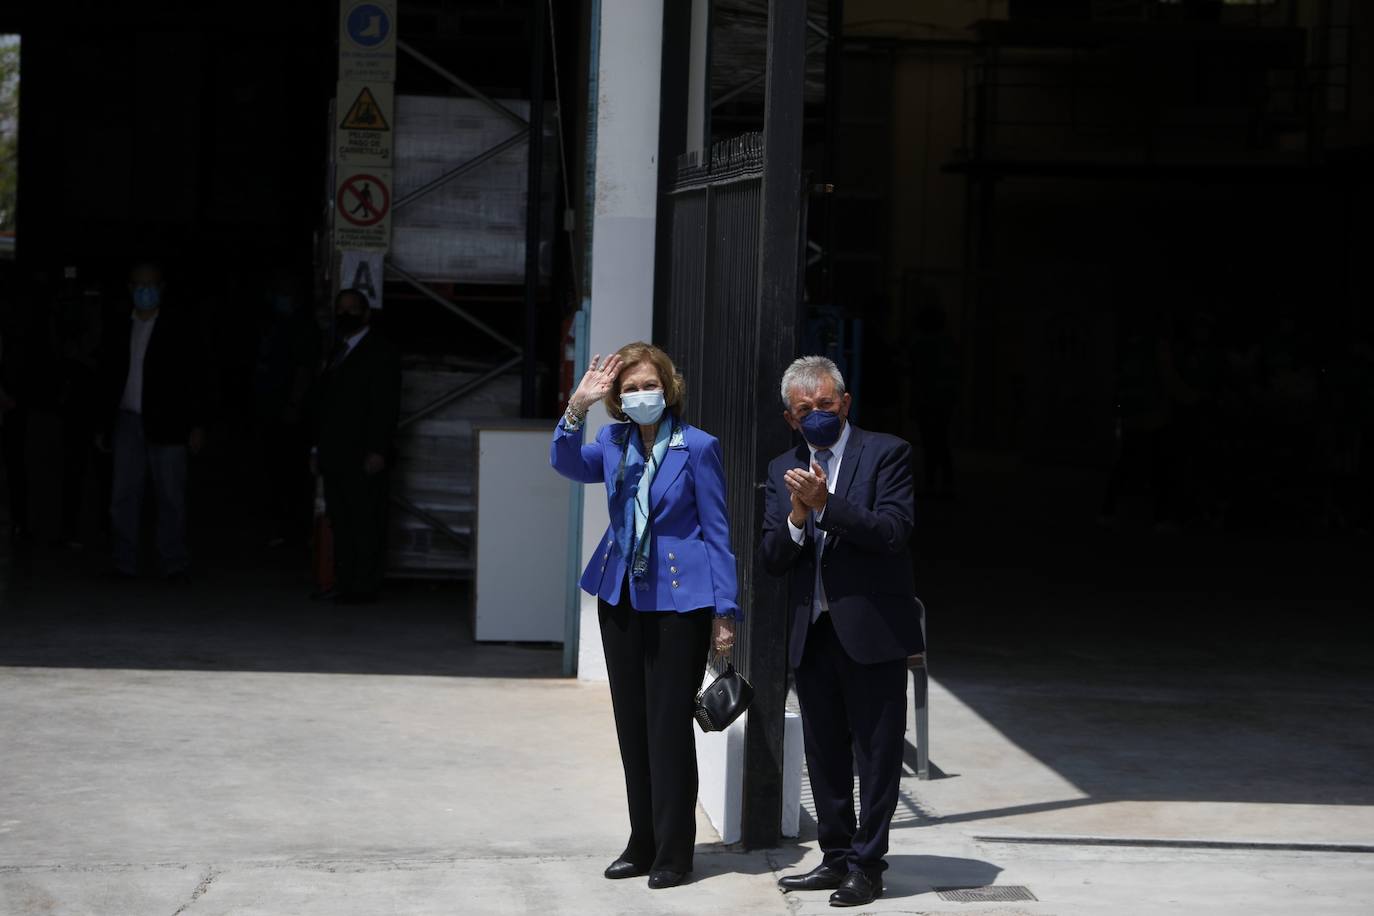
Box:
[604,341,688,422]
[780,355,846,410]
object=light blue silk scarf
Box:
[613,419,673,582]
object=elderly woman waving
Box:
[551,341,739,890]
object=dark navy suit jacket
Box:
[760,424,924,669]
[551,416,740,619]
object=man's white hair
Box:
[780,355,846,410]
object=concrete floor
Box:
[0,665,789,916]
[3,455,1372,914]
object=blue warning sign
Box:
[345,4,391,49]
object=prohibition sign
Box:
[337,174,390,227]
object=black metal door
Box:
[663,132,768,668]
[659,129,806,845]
[653,0,808,851]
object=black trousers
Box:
[793,612,908,878]
[598,585,712,873]
[1101,425,1168,522]
[323,466,389,596]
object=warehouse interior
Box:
[0,0,1370,667]
[0,0,583,584]
[686,0,1372,659]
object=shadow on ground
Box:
[913,461,1374,813]
[0,534,559,678]
[882,853,1005,901]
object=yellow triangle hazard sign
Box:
[340,87,390,131]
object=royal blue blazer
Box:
[551,416,741,619]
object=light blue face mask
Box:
[621,389,666,425]
[132,286,162,312]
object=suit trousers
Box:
[793,612,908,877]
[111,411,189,576]
[322,465,389,596]
[598,585,712,873]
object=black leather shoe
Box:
[646,869,687,889]
[604,857,648,879]
[829,871,881,907]
[778,863,846,892]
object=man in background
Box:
[100,261,205,582]
[313,288,400,604]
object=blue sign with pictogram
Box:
[345,4,391,48]
[339,2,396,83]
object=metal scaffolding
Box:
[354,2,552,569]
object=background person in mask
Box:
[311,288,400,604]
[98,261,206,582]
[550,341,739,891]
[761,355,923,908]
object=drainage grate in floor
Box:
[935,885,1038,903]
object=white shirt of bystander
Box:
[120,312,159,414]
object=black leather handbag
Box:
[694,663,754,732]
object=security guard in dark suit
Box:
[314,288,401,604]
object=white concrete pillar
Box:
[686,0,711,154]
[578,0,665,681]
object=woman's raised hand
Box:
[570,353,623,413]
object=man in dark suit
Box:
[761,355,924,907]
[313,288,400,604]
[99,261,206,581]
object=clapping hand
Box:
[569,353,623,414]
[784,462,829,512]
[787,487,808,528]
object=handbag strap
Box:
[708,648,733,670]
